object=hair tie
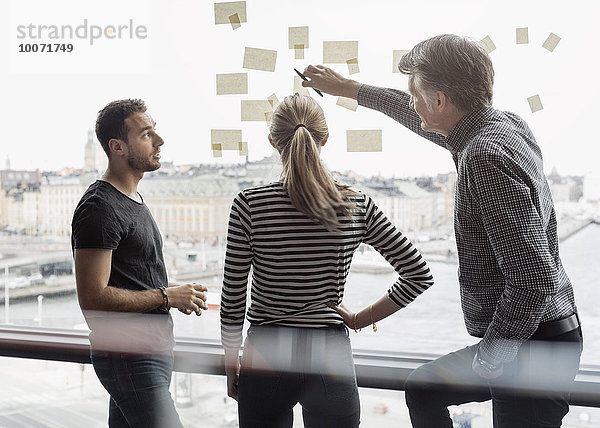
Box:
[294,123,307,131]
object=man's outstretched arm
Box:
[302,65,447,148]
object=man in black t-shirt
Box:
[72,99,208,427]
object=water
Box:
[347,222,600,364]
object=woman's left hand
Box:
[224,353,241,401]
[226,370,239,401]
[327,301,355,328]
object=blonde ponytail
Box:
[270,94,356,231]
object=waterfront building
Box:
[140,174,242,243]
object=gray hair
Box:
[398,34,494,112]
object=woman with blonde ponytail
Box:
[270,94,356,232]
[220,93,434,427]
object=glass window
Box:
[1,0,598,376]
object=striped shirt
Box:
[220,182,434,350]
[358,84,578,363]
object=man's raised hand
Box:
[302,65,362,99]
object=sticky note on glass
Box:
[542,33,561,52]
[294,44,305,59]
[289,26,309,49]
[294,76,310,96]
[479,36,496,53]
[241,100,273,121]
[212,145,223,157]
[516,28,528,44]
[346,58,360,75]
[392,50,409,73]
[229,13,241,30]
[527,95,543,113]
[211,129,242,145]
[346,130,382,152]
[214,2,247,25]
[243,47,277,72]
[238,141,249,156]
[216,73,248,95]
[323,41,358,63]
[211,129,243,157]
[267,93,280,109]
[337,97,358,112]
[212,141,247,157]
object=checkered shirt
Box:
[358,84,578,363]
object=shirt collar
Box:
[445,106,496,155]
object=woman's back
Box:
[221,181,431,349]
[220,94,433,427]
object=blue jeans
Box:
[237,324,360,428]
[90,350,183,428]
[405,326,583,428]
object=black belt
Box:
[531,313,579,340]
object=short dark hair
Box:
[95,99,147,157]
[398,34,494,112]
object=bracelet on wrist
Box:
[353,312,361,333]
[370,304,377,332]
[159,287,169,312]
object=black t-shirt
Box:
[71,180,174,353]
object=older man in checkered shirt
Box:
[303,34,582,428]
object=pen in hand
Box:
[294,68,324,97]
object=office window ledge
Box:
[1,325,598,408]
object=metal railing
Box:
[1,325,599,408]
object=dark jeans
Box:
[90,350,183,428]
[237,324,360,428]
[405,325,583,428]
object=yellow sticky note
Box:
[542,33,561,52]
[211,129,242,147]
[347,130,382,152]
[243,47,277,72]
[336,97,358,112]
[294,44,305,60]
[392,50,409,73]
[212,140,247,157]
[267,93,280,109]
[241,100,273,121]
[216,73,248,95]
[211,134,242,159]
[346,58,360,75]
[479,36,496,53]
[323,41,358,63]
[214,2,247,25]
[212,145,223,158]
[229,13,241,30]
[294,76,310,96]
[289,26,309,49]
[527,94,543,113]
[516,27,529,44]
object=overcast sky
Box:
[1,0,598,178]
